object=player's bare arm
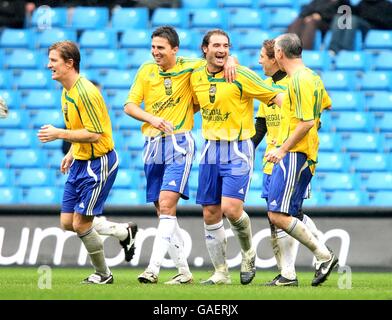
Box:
[60,145,74,174]
[124,102,173,134]
[266,119,314,163]
[37,124,101,143]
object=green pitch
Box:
[0,267,391,300]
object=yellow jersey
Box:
[190,65,278,141]
[277,67,331,163]
[256,74,288,174]
[62,76,114,160]
[125,57,204,137]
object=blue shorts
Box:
[196,139,254,205]
[267,152,312,216]
[62,149,118,216]
[143,132,195,203]
[262,173,311,199]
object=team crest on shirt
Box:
[64,102,69,122]
[209,84,217,103]
[164,77,172,95]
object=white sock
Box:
[204,220,228,273]
[167,220,191,276]
[302,214,319,239]
[269,222,281,271]
[92,216,128,241]
[228,211,252,252]
[79,228,110,276]
[276,230,299,280]
[147,214,176,275]
[286,217,330,261]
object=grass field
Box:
[0,267,391,300]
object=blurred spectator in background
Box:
[288,0,349,50]
[0,1,35,29]
[329,0,392,54]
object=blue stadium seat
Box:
[366,92,392,111]
[46,149,64,168]
[113,169,143,189]
[124,49,152,69]
[229,8,264,29]
[218,0,253,7]
[321,71,356,91]
[302,191,325,207]
[116,150,131,168]
[326,191,365,206]
[0,70,11,89]
[110,7,149,31]
[188,170,199,190]
[334,51,370,71]
[31,6,68,28]
[0,110,28,129]
[362,172,392,191]
[177,49,199,58]
[0,89,20,109]
[108,189,143,205]
[190,9,228,29]
[0,187,22,204]
[3,49,44,69]
[330,111,373,132]
[340,132,380,152]
[351,152,389,172]
[328,91,364,111]
[13,70,53,89]
[177,29,199,50]
[359,71,391,91]
[302,50,330,71]
[113,112,141,130]
[79,30,116,49]
[245,190,264,206]
[21,89,61,110]
[373,51,392,70]
[0,168,12,186]
[268,8,298,29]
[318,132,340,152]
[100,69,136,89]
[14,168,55,187]
[106,89,130,109]
[123,131,145,151]
[70,6,109,30]
[364,30,392,50]
[23,186,60,205]
[250,171,263,190]
[29,110,64,128]
[0,129,34,148]
[0,28,33,48]
[368,191,392,207]
[374,112,392,132]
[182,0,218,8]
[152,8,189,28]
[82,49,124,69]
[324,30,362,51]
[236,29,278,50]
[315,172,358,192]
[120,29,150,49]
[256,0,295,8]
[317,152,348,172]
[6,149,43,168]
[35,28,77,49]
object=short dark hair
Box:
[201,29,231,58]
[151,26,179,48]
[262,39,275,59]
[275,33,302,59]
[48,40,80,72]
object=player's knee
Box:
[60,221,74,231]
[267,212,281,228]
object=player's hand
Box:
[37,124,60,142]
[60,154,73,174]
[150,116,173,134]
[224,56,237,83]
[266,147,287,164]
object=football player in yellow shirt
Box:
[38,41,137,284]
[124,26,236,285]
[266,33,338,287]
[190,29,282,285]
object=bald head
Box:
[275,33,302,59]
